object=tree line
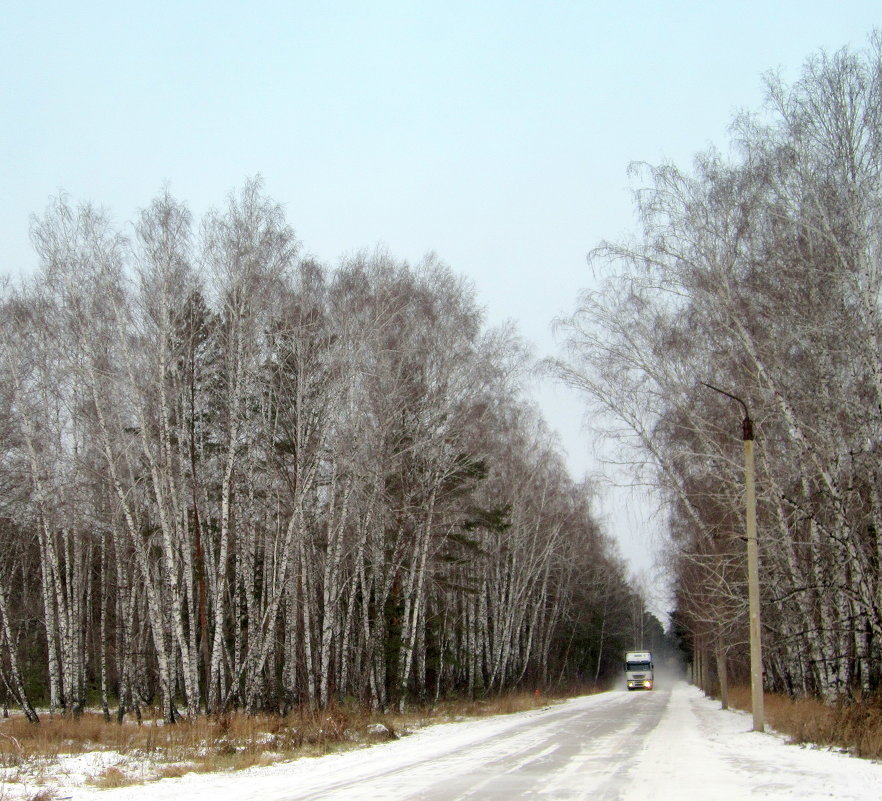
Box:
[0,180,648,722]
[554,34,882,700]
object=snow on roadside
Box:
[8,685,882,800]
[9,702,567,801]
[3,748,178,800]
[623,683,882,799]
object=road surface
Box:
[69,681,882,801]
[282,684,667,800]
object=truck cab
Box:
[624,651,654,690]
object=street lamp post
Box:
[702,383,765,733]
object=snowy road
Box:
[277,685,667,801]
[59,682,882,800]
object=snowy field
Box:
[9,682,882,800]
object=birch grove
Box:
[0,180,642,721]
[554,35,882,699]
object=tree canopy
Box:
[554,33,882,699]
[0,180,643,721]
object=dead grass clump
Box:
[834,697,882,758]
[23,791,55,801]
[428,689,553,721]
[156,763,195,780]
[0,712,139,761]
[281,703,382,748]
[484,691,550,715]
[191,749,267,773]
[726,685,882,759]
[87,765,136,789]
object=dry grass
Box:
[726,685,882,759]
[0,688,572,792]
[87,765,138,789]
[427,689,554,720]
[22,792,54,801]
[155,763,196,780]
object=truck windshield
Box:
[626,662,651,671]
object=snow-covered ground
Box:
[10,682,882,800]
[626,683,881,800]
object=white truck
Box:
[624,651,654,690]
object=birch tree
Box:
[1,181,640,718]
[555,33,882,699]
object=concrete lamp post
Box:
[701,382,765,733]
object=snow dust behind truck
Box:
[624,651,654,690]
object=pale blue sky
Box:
[3,1,880,586]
